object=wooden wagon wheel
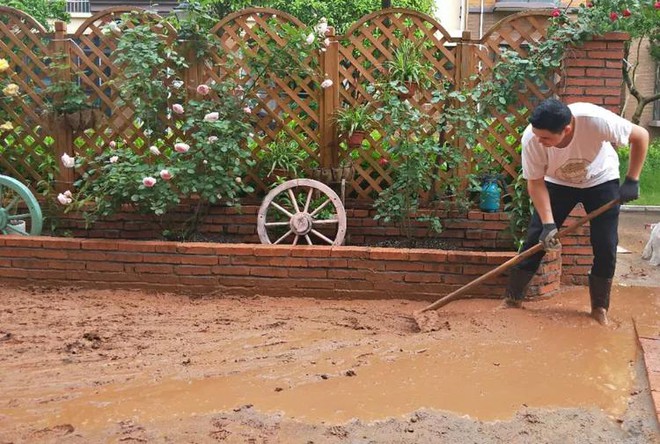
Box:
[0,175,43,236]
[257,179,347,246]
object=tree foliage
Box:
[196,0,434,32]
[5,0,69,31]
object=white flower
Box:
[109,155,119,163]
[320,79,333,89]
[203,160,208,165]
[64,190,73,198]
[159,169,172,180]
[323,38,330,47]
[57,193,72,205]
[109,140,116,148]
[142,176,157,187]
[174,142,190,153]
[0,122,13,131]
[315,18,328,36]
[235,177,242,184]
[203,112,219,122]
[149,146,161,155]
[61,153,75,168]
[306,32,315,45]
[243,106,252,114]
[2,83,19,96]
[172,80,184,89]
[172,104,184,114]
[207,136,218,143]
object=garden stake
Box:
[413,199,620,332]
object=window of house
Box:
[66,0,90,14]
[494,0,558,11]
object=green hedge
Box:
[619,137,660,206]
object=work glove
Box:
[619,177,639,203]
[540,223,560,251]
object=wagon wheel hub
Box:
[290,212,313,235]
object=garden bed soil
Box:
[0,211,658,443]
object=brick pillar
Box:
[559,31,629,113]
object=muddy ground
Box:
[0,211,659,444]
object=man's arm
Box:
[527,178,553,224]
[625,124,649,181]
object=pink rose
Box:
[142,177,157,187]
[196,84,210,95]
[551,9,561,17]
[609,11,618,21]
[174,142,190,153]
[204,112,219,122]
[172,104,184,114]
[159,169,172,180]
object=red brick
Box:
[369,248,409,261]
[131,264,174,274]
[288,268,328,279]
[86,262,125,272]
[211,265,251,276]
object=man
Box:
[503,98,649,325]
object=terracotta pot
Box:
[64,109,98,131]
[398,81,418,99]
[347,131,366,148]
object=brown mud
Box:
[0,211,658,443]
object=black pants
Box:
[517,179,620,279]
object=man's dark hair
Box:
[528,98,572,133]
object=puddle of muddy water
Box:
[2,286,657,433]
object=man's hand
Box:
[540,223,560,250]
[619,177,639,203]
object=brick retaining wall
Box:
[0,236,561,301]
[52,200,592,286]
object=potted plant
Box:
[334,103,373,148]
[383,39,431,99]
[43,79,98,131]
[257,131,309,180]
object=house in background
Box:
[63,0,658,135]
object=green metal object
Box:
[0,175,43,236]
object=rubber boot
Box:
[589,274,612,326]
[502,268,536,308]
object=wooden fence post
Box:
[51,21,74,193]
[455,30,474,191]
[318,27,340,169]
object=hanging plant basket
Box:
[347,131,366,148]
[311,163,355,184]
[63,109,100,131]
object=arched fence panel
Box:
[0,7,55,191]
[0,6,589,210]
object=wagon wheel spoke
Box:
[309,198,332,218]
[303,187,313,213]
[4,224,27,236]
[9,213,31,221]
[4,196,20,212]
[312,218,339,225]
[287,188,300,213]
[265,221,290,227]
[311,229,334,245]
[271,202,293,218]
[305,234,313,245]
[273,230,294,245]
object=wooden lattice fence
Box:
[0,6,557,202]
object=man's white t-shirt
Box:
[521,102,632,189]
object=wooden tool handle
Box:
[418,199,620,313]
